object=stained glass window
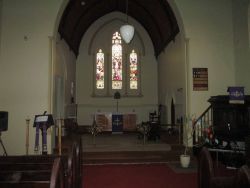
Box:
[96,49,104,89]
[94,31,140,96]
[112,32,122,89]
[129,50,138,89]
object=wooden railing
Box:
[193,105,213,146]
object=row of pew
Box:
[198,147,250,188]
[0,141,82,188]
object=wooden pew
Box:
[0,157,64,188]
[75,137,82,188]
[0,156,71,188]
[0,141,80,188]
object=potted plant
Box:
[180,145,191,168]
[180,115,195,168]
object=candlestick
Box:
[25,117,30,155]
[58,119,62,155]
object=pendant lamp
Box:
[120,0,134,43]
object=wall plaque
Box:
[193,68,208,91]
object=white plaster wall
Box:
[55,37,76,119]
[156,0,187,125]
[175,0,236,117]
[249,3,250,47]
[232,0,250,94]
[0,0,63,155]
[76,12,158,125]
[158,33,185,124]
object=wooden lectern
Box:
[33,113,54,155]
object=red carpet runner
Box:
[83,163,197,188]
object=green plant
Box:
[183,114,196,155]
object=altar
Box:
[95,113,137,132]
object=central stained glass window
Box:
[112,32,122,89]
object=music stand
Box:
[33,114,54,155]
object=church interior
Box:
[0,0,250,187]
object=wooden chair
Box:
[149,104,162,125]
[148,106,162,141]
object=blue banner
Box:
[112,114,123,133]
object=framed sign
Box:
[193,68,208,91]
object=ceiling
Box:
[58,0,179,57]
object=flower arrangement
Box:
[89,118,102,145]
[203,125,221,148]
[204,126,214,144]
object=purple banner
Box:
[227,86,244,104]
[42,123,47,154]
[34,123,40,153]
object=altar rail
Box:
[77,104,159,125]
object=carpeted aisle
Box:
[83,163,197,188]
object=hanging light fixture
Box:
[120,0,134,43]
